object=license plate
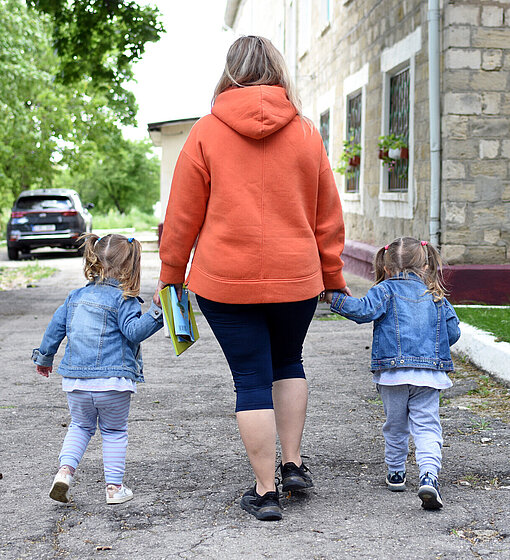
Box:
[32,224,56,232]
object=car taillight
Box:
[11,211,27,218]
[62,210,78,216]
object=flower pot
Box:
[378,149,389,160]
[388,147,409,160]
[349,155,360,167]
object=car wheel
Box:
[7,247,19,261]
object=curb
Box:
[452,321,510,386]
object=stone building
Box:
[225,0,510,303]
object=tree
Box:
[0,0,64,208]
[65,134,161,215]
[26,0,164,125]
[0,0,163,219]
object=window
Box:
[379,27,420,219]
[345,93,362,193]
[320,109,330,156]
[321,0,332,28]
[286,1,297,80]
[298,0,311,57]
[387,68,410,192]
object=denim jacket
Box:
[32,279,164,382]
[330,273,461,372]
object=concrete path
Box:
[1,247,509,560]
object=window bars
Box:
[388,68,409,192]
[346,92,362,193]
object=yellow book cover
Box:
[159,286,199,356]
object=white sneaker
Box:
[49,469,73,503]
[106,484,133,504]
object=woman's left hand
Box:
[320,286,352,304]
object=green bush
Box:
[91,208,160,231]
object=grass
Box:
[315,313,347,321]
[91,209,159,231]
[0,262,57,290]
[454,306,510,343]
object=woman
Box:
[154,36,350,521]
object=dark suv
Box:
[6,188,93,260]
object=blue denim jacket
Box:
[330,273,461,372]
[32,279,164,382]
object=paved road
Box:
[1,248,509,559]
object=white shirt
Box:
[372,367,452,390]
[62,377,137,393]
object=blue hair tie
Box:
[128,237,134,243]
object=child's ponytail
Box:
[80,233,106,282]
[373,246,387,285]
[423,242,447,302]
[117,238,142,299]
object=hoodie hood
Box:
[211,85,298,140]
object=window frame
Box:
[320,108,331,157]
[379,27,421,219]
[341,63,369,215]
[320,0,332,32]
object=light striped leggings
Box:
[60,391,131,485]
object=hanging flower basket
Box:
[349,155,361,167]
[378,149,389,160]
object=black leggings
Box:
[196,295,317,412]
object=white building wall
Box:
[231,0,285,53]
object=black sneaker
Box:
[418,473,443,510]
[240,485,282,521]
[280,461,313,492]
[386,470,406,492]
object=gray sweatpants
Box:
[377,384,442,478]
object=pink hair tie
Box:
[384,245,389,251]
[421,240,428,246]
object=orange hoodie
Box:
[159,85,346,304]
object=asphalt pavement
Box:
[1,245,509,560]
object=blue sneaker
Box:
[386,470,406,492]
[418,473,443,510]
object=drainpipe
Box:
[428,0,441,247]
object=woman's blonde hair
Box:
[80,233,142,299]
[212,35,302,115]
[373,237,447,301]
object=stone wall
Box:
[441,0,510,264]
[295,1,443,252]
[228,0,510,265]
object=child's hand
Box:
[320,287,352,304]
[36,365,52,377]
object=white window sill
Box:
[342,191,361,201]
[379,191,409,203]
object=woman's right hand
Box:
[153,280,167,307]
[153,281,183,306]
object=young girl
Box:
[329,237,461,510]
[33,234,163,504]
